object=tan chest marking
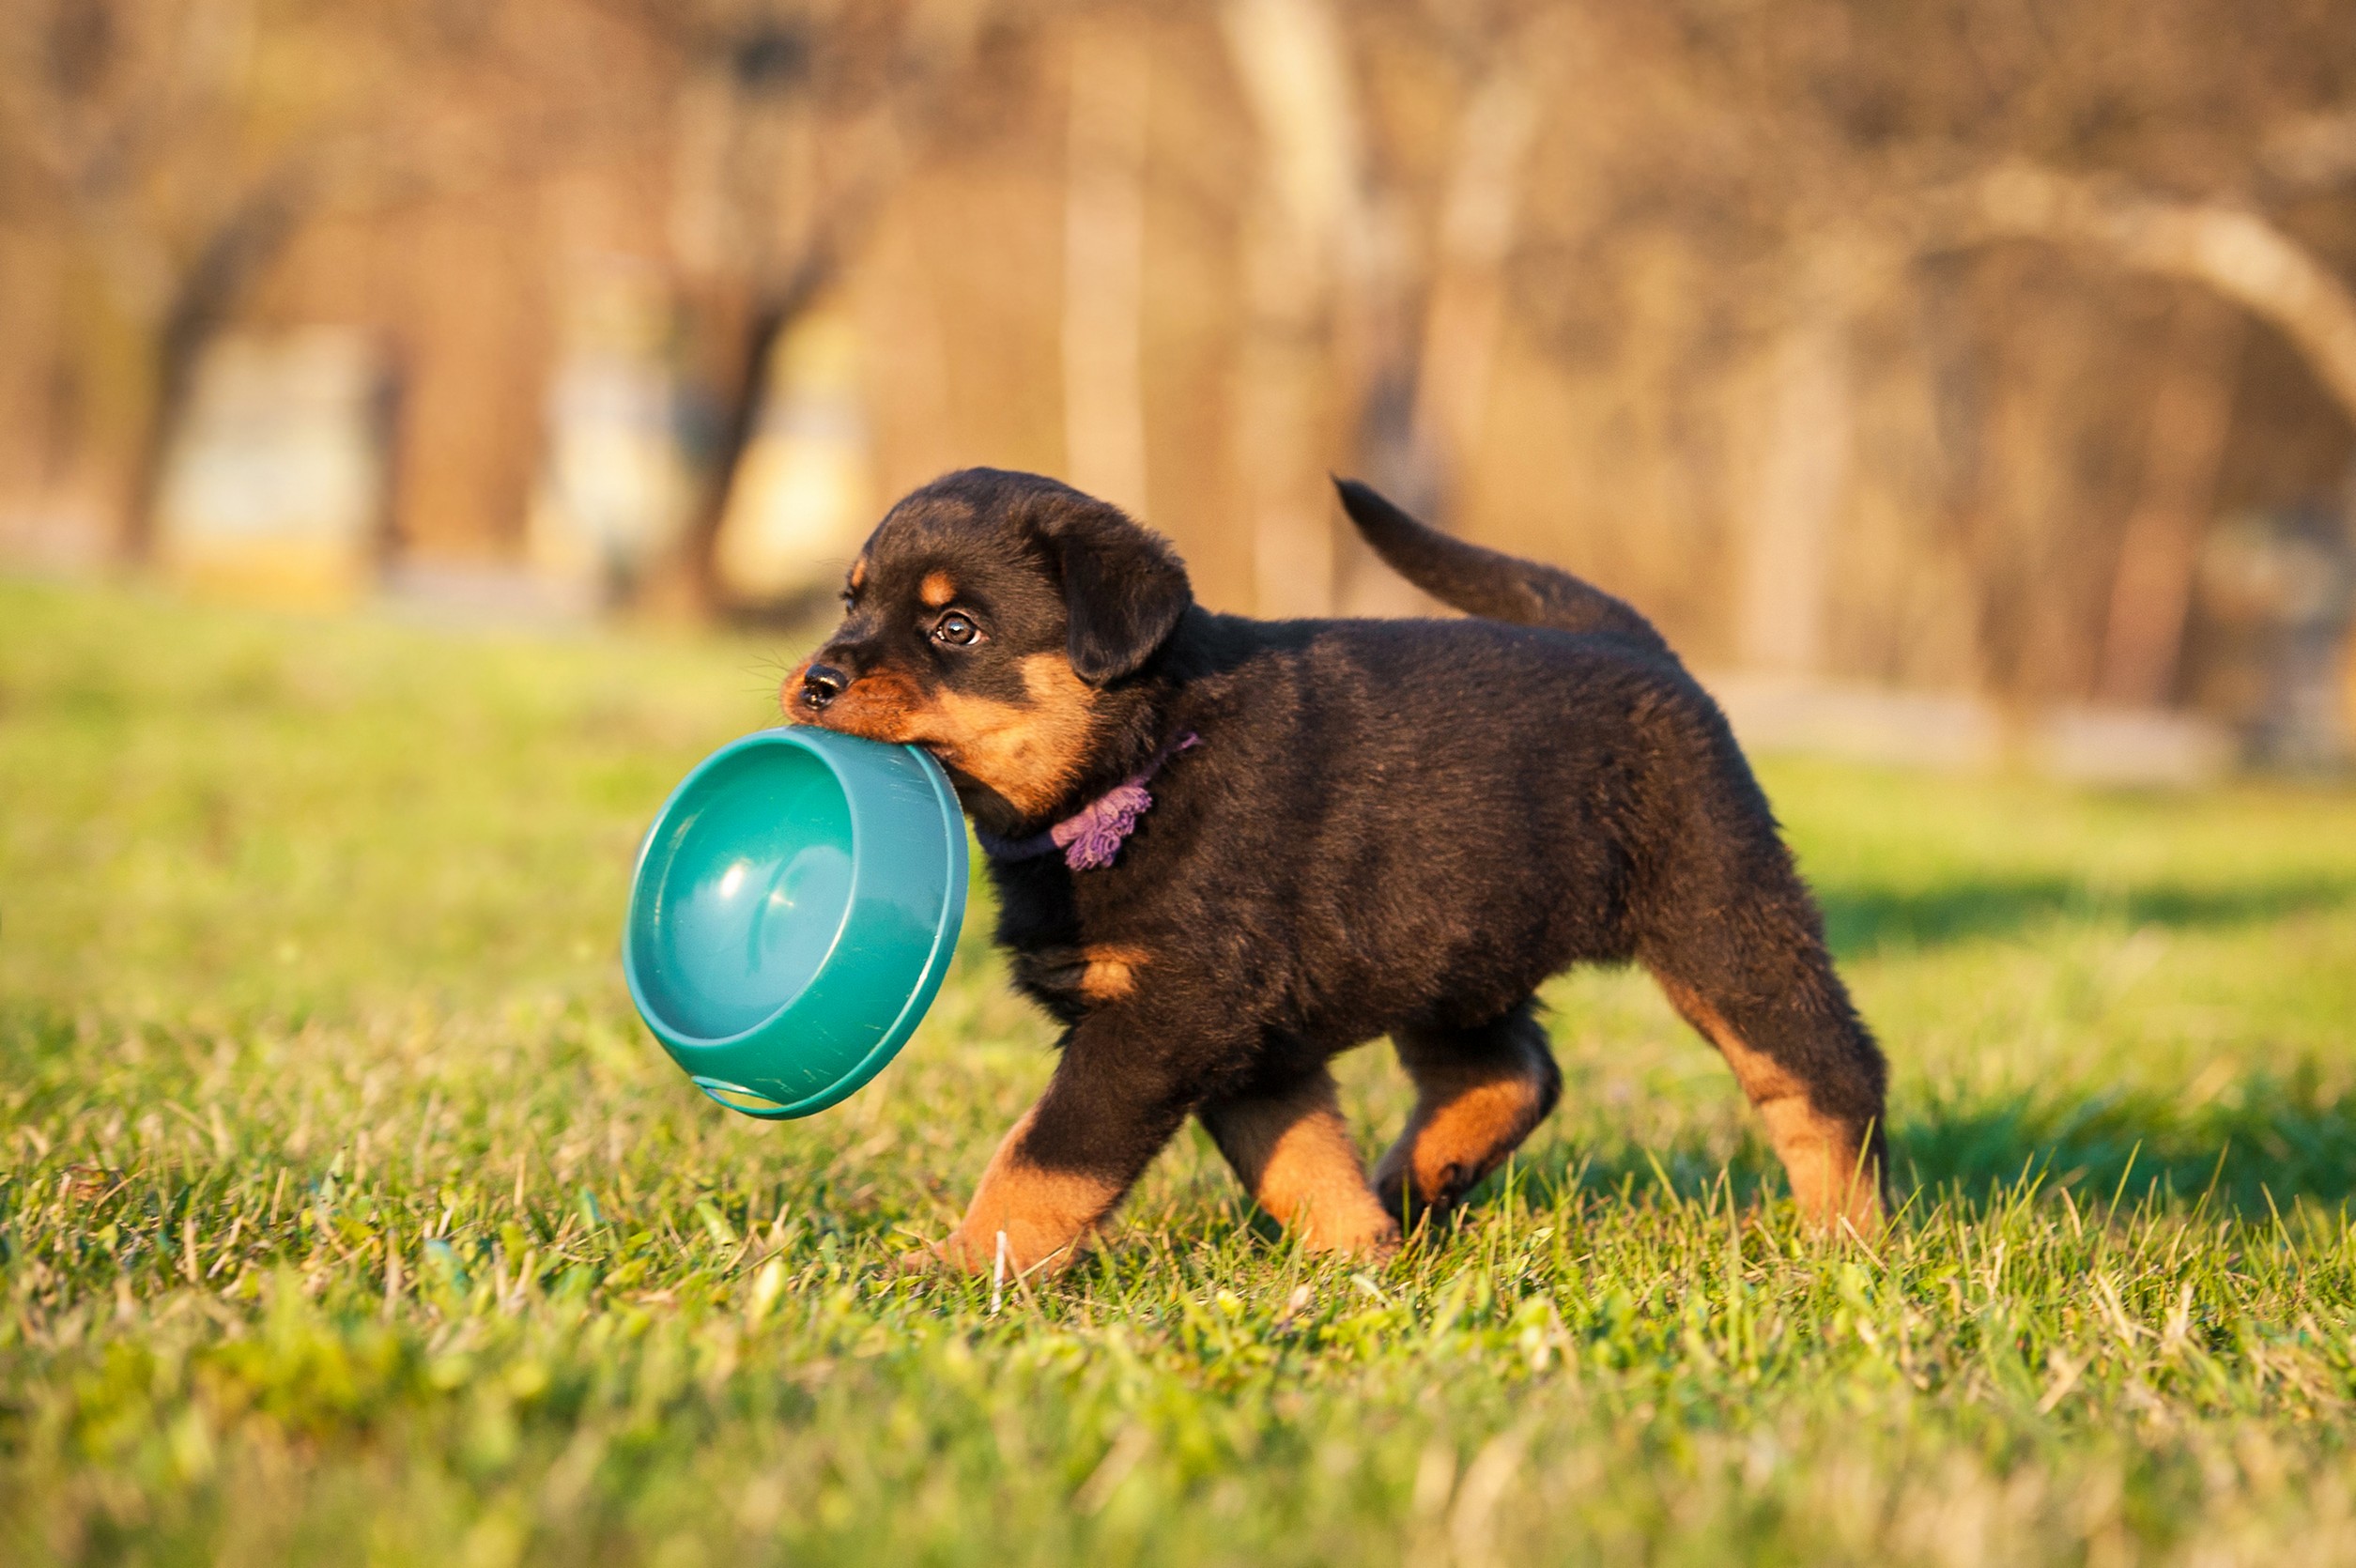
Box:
[1020,943,1148,1004]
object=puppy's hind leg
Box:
[1374,1002,1562,1221]
[1199,1068,1399,1257]
[1645,936,1889,1235]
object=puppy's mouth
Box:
[780,653,1094,821]
[782,657,960,760]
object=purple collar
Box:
[977,731,1200,871]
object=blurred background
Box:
[4,0,2355,778]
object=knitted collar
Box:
[975,730,1200,871]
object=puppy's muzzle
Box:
[799,662,850,712]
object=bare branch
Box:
[1916,162,2356,427]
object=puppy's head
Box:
[784,469,1191,822]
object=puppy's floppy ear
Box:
[1037,500,1192,684]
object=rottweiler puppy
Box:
[785,468,1889,1272]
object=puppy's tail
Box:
[1333,477,1671,656]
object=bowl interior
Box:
[631,743,855,1042]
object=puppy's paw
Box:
[927,1222,1095,1279]
[894,1242,953,1276]
[1303,1217,1402,1265]
[1374,1169,1478,1232]
[928,1229,1000,1276]
[894,1233,1031,1277]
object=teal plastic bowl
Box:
[623,727,968,1118]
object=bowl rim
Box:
[620,727,967,1083]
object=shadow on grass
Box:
[1815,874,2352,957]
[1495,1071,2356,1221]
[1889,1076,2356,1214]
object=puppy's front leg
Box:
[1200,1068,1399,1257]
[932,1103,1117,1275]
[932,1024,1194,1276]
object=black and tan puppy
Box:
[785,468,1888,1272]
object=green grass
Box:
[7,577,2356,1565]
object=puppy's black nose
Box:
[800,663,849,711]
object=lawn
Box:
[6,576,2356,1565]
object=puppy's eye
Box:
[932,610,982,646]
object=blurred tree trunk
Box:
[1061,14,1152,516]
[116,173,312,564]
[1405,36,1548,522]
[1737,241,1855,678]
[2094,295,2244,706]
[6,0,358,570]
[1917,257,2025,702]
[636,0,1001,618]
[1337,36,1547,617]
[1223,0,1363,618]
[666,258,832,619]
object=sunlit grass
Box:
[5,577,2356,1564]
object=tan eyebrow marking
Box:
[919,571,957,608]
[848,557,869,592]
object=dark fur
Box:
[787,469,1890,1268]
